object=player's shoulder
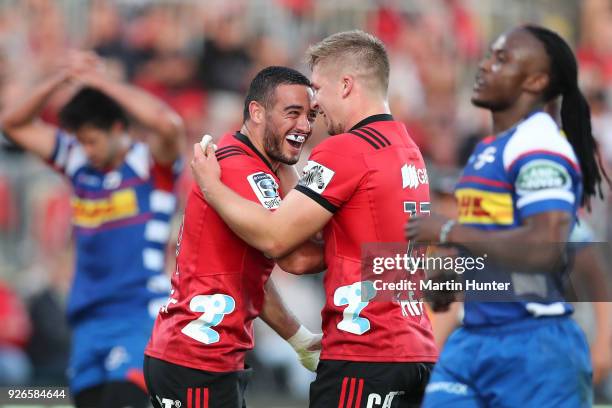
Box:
[52,129,87,177]
[502,111,578,169]
[215,135,255,164]
[316,117,411,155]
[124,142,152,179]
[214,132,270,170]
[215,143,252,164]
[313,129,384,156]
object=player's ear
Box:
[523,71,549,95]
[341,75,354,98]
[249,101,265,125]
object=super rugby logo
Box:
[299,160,335,194]
[247,172,281,209]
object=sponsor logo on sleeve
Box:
[515,159,571,195]
[247,172,281,209]
[298,160,335,194]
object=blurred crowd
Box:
[0,0,610,404]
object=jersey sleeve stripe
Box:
[354,127,388,147]
[294,184,338,213]
[217,152,246,161]
[506,150,581,173]
[349,130,381,149]
[216,146,246,155]
[516,189,576,208]
[363,126,391,146]
[459,176,513,190]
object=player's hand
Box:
[191,142,221,197]
[66,50,102,81]
[591,334,612,385]
[423,246,463,312]
[405,214,449,243]
[199,134,217,155]
[287,326,322,372]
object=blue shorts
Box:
[423,317,592,408]
[68,316,154,395]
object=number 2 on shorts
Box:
[334,281,377,335]
[181,294,236,344]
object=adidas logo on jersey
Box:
[401,164,428,189]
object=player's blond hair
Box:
[305,30,390,95]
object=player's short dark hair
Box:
[243,66,311,123]
[59,87,128,132]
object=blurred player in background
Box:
[192,30,438,407]
[406,25,610,407]
[568,220,612,389]
[145,66,324,408]
[0,280,32,386]
[0,51,184,408]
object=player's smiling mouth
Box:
[286,133,307,148]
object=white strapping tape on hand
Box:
[199,134,217,155]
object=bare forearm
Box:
[574,246,612,301]
[1,73,67,128]
[277,240,326,275]
[260,279,300,340]
[447,223,566,270]
[88,76,182,137]
[593,302,612,339]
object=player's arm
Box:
[273,163,327,274]
[259,279,321,372]
[408,146,579,270]
[192,144,333,258]
[0,71,68,161]
[276,239,326,275]
[76,63,184,165]
[451,211,570,269]
[590,301,612,384]
[572,244,612,384]
[407,211,571,271]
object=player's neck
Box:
[240,124,280,171]
[344,99,391,132]
[100,136,131,172]
[491,100,543,134]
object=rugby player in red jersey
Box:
[144,67,325,408]
[191,31,438,408]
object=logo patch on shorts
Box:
[299,160,335,194]
[247,172,281,209]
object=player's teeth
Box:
[286,134,305,143]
